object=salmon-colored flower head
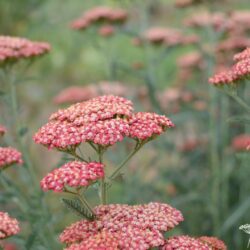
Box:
[0,212,20,239]
[234,47,250,61]
[198,236,227,250]
[128,112,174,140]
[0,147,23,169]
[0,36,50,66]
[70,6,127,31]
[40,161,104,192]
[60,202,183,249]
[0,125,6,137]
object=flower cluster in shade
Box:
[161,235,227,250]
[231,134,250,151]
[0,36,50,66]
[0,125,6,137]
[209,47,250,85]
[40,161,104,192]
[0,212,20,239]
[70,6,127,36]
[133,27,199,47]
[53,82,129,105]
[60,202,184,250]
[34,95,174,149]
[0,147,23,169]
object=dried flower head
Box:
[198,236,227,250]
[0,36,50,66]
[234,47,250,61]
[161,235,210,250]
[128,112,174,140]
[40,161,104,192]
[0,147,23,169]
[70,6,127,31]
[0,212,20,239]
[231,134,250,151]
[0,125,6,137]
[60,202,183,249]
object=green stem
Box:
[68,150,87,162]
[98,147,107,205]
[227,92,250,113]
[77,192,95,217]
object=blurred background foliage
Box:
[0,0,250,249]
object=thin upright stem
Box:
[98,146,107,205]
[67,149,88,162]
[227,92,250,113]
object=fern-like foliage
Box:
[61,198,95,221]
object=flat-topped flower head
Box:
[0,212,20,239]
[0,125,6,137]
[40,161,104,192]
[0,36,50,66]
[65,231,119,250]
[70,6,127,31]
[128,112,174,140]
[209,70,237,86]
[231,134,250,151]
[198,236,227,250]
[232,58,250,79]
[234,47,250,61]
[0,147,23,169]
[161,235,210,250]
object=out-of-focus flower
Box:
[0,36,50,66]
[231,134,250,151]
[184,11,228,31]
[0,242,17,250]
[198,236,227,250]
[175,0,194,8]
[0,125,6,137]
[128,112,174,140]
[0,147,23,169]
[178,138,202,152]
[60,202,183,249]
[217,37,250,52]
[177,52,203,69]
[0,212,20,239]
[98,25,115,37]
[70,6,128,31]
[34,96,133,149]
[228,11,250,35]
[161,235,210,250]
[234,47,250,61]
[40,161,104,192]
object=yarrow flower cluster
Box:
[60,202,184,249]
[0,212,20,239]
[0,147,23,169]
[0,36,50,66]
[70,6,127,32]
[40,161,104,192]
[34,95,173,149]
[231,134,250,151]
[198,236,227,250]
[209,47,250,85]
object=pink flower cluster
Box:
[0,212,20,239]
[34,95,174,149]
[0,36,50,65]
[40,161,104,192]
[0,125,6,136]
[0,147,23,169]
[231,134,250,151]
[198,236,227,250]
[209,47,250,85]
[60,202,184,249]
[70,6,127,31]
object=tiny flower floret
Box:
[198,236,227,250]
[128,112,174,140]
[0,212,20,239]
[0,147,23,169]
[161,235,210,250]
[40,161,104,192]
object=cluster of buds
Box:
[0,36,50,66]
[0,212,20,239]
[133,27,198,47]
[209,47,250,85]
[70,6,128,37]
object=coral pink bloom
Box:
[40,161,104,192]
[161,235,210,250]
[0,125,6,137]
[177,52,203,69]
[198,236,227,250]
[231,134,250,151]
[0,147,23,169]
[98,25,115,37]
[234,47,250,61]
[60,202,183,249]
[128,112,174,140]
[0,36,50,65]
[0,212,20,239]
[209,70,237,86]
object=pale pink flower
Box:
[0,212,20,239]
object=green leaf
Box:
[61,198,95,220]
[19,127,28,137]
